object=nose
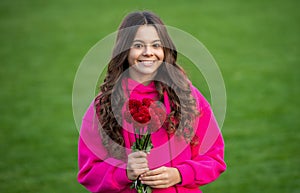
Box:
[142,45,154,56]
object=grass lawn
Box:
[0,0,299,192]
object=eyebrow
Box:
[132,40,161,43]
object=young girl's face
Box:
[127,25,164,83]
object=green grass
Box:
[1,0,299,192]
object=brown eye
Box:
[152,43,162,48]
[132,43,144,49]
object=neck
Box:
[128,73,156,86]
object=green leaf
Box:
[145,141,153,153]
[146,186,152,193]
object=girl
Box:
[78,11,226,193]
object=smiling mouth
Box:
[138,60,155,66]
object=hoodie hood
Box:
[123,77,159,100]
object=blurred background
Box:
[0,0,299,192]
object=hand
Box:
[127,151,149,181]
[139,166,182,189]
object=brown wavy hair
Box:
[95,11,199,159]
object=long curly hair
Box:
[95,11,199,159]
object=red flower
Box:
[142,98,154,107]
[133,111,150,124]
[125,98,166,131]
[128,99,142,111]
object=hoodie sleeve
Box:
[175,87,226,187]
[77,102,131,192]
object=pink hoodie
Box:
[78,78,226,193]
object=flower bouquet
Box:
[124,98,166,193]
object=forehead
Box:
[133,25,160,42]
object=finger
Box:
[130,168,150,175]
[129,151,148,158]
[129,163,149,170]
[140,173,164,182]
[128,157,148,165]
[141,179,166,188]
[142,166,166,177]
[128,167,150,179]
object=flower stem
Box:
[142,133,151,151]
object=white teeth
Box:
[139,60,154,64]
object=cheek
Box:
[158,50,164,60]
[127,51,136,65]
[152,50,164,61]
[128,50,141,65]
